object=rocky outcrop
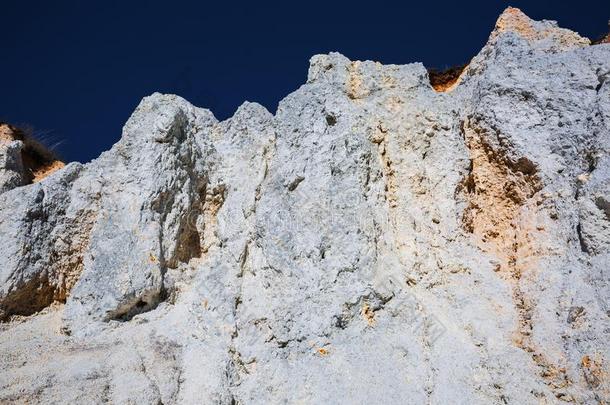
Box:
[0,8,609,404]
[0,123,64,194]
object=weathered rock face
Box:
[0,8,609,404]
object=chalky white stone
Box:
[0,8,608,404]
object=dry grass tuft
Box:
[0,122,65,183]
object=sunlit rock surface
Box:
[1,8,609,404]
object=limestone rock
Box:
[1,8,609,404]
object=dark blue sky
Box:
[2,0,609,163]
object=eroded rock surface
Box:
[1,8,609,404]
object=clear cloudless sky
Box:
[1,0,609,162]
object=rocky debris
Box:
[0,7,609,404]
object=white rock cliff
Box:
[0,8,609,404]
